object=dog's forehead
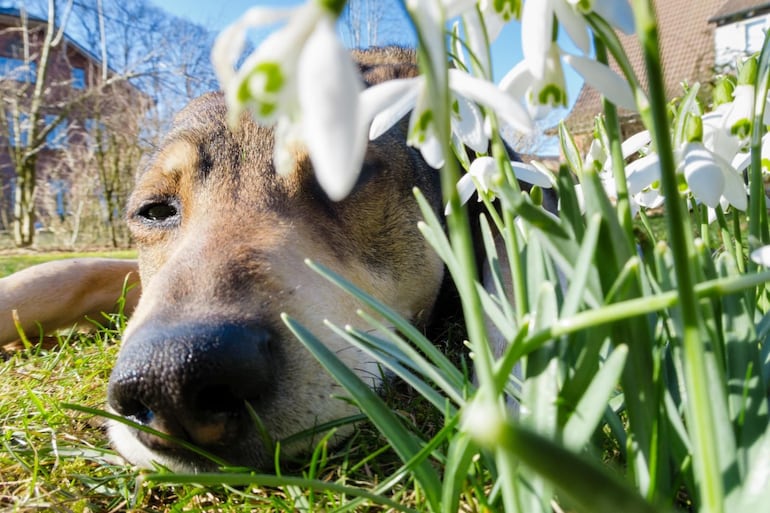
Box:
[136,92,302,198]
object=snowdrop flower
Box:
[503,0,636,120]
[501,41,636,121]
[598,136,747,218]
[211,0,364,201]
[451,155,554,213]
[363,68,533,169]
[521,0,634,80]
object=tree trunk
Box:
[12,156,37,247]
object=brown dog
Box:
[0,47,450,471]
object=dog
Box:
[0,47,457,472]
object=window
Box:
[746,19,768,55]
[71,67,85,89]
[0,56,36,83]
[44,115,68,150]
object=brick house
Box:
[563,0,769,152]
[0,6,146,241]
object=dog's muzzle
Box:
[107,322,275,459]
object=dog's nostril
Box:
[195,385,247,416]
[123,401,155,425]
[108,322,277,450]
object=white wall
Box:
[714,13,770,70]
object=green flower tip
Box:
[538,84,567,107]
[530,185,543,206]
[411,110,434,143]
[738,55,758,86]
[317,0,346,17]
[236,62,284,119]
[731,118,751,138]
[493,0,522,21]
[684,114,703,143]
[713,76,735,106]
[574,0,592,13]
[255,62,285,94]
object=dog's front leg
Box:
[0,258,141,345]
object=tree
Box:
[338,0,414,48]
[0,0,219,247]
[0,0,140,246]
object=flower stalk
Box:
[631,1,724,512]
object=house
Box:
[0,6,146,244]
[710,1,770,69]
[563,0,769,151]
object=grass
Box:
[0,327,457,511]
[0,209,749,511]
[0,250,468,511]
[0,250,137,276]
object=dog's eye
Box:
[135,200,180,225]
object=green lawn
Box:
[0,250,136,277]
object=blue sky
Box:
[149,0,584,111]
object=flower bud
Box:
[738,55,758,86]
[685,113,703,143]
[712,76,735,107]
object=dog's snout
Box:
[107,322,276,453]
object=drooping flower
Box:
[500,41,636,121]
[452,155,554,213]
[211,0,364,201]
[521,0,634,80]
[363,68,533,169]
[506,0,636,120]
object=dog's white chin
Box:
[108,420,201,473]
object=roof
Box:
[565,0,725,135]
[709,0,770,24]
[0,6,105,68]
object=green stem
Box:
[412,11,493,386]
[631,2,724,511]
[503,270,770,369]
[750,31,770,247]
[595,36,635,247]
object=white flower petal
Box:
[499,60,533,99]
[417,130,445,169]
[724,85,754,136]
[452,95,487,153]
[681,143,724,208]
[625,153,660,195]
[751,245,770,266]
[552,0,591,54]
[721,166,747,211]
[456,172,478,209]
[635,188,664,209]
[469,156,497,190]
[520,0,552,80]
[563,53,636,111]
[211,6,296,86]
[362,77,422,140]
[450,69,533,133]
[477,0,510,42]
[461,9,491,76]
[621,130,651,159]
[511,161,554,188]
[298,17,365,201]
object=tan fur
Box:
[0,258,140,344]
[0,48,450,471]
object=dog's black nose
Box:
[107,322,275,455]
